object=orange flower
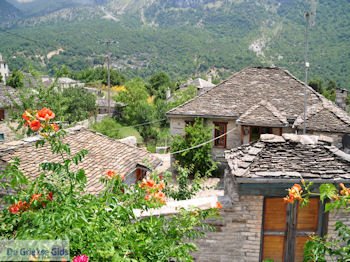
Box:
[157,181,165,190]
[119,174,125,180]
[22,111,31,122]
[291,184,302,192]
[144,195,150,201]
[9,200,29,214]
[47,192,53,201]
[146,179,155,188]
[106,170,116,178]
[340,183,350,196]
[29,120,41,131]
[30,193,42,203]
[9,203,19,214]
[51,123,59,132]
[154,191,165,200]
[216,201,222,209]
[36,107,55,121]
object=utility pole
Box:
[303,12,310,135]
[98,40,118,117]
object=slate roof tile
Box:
[0,127,161,195]
[225,134,350,181]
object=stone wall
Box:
[0,121,23,143]
[192,170,264,262]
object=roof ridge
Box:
[293,98,350,129]
[166,69,243,115]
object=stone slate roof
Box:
[0,127,161,195]
[167,67,322,120]
[96,98,117,108]
[225,133,350,181]
[0,84,19,107]
[236,100,288,127]
[181,78,216,89]
[293,99,350,133]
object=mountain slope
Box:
[0,0,349,89]
[0,0,22,23]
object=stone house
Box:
[166,67,350,166]
[0,54,9,85]
[192,134,350,262]
[180,77,216,96]
[0,126,161,200]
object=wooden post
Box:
[284,203,298,262]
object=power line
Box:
[170,127,236,155]
[99,118,167,131]
[98,40,118,117]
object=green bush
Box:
[170,118,218,177]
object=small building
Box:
[96,98,126,116]
[192,134,350,262]
[0,54,9,85]
[167,67,350,166]
[180,77,216,96]
[57,77,85,88]
[0,126,161,198]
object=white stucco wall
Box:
[0,62,9,85]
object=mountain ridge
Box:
[0,0,349,89]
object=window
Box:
[185,120,194,127]
[0,109,4,121]
[214,122,227,147]
[136,168,147,182]
[249,126,272,142]
[0,133,4,142]
[262,197,324,262]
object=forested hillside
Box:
[0,0,349,88]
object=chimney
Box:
[335,88,347,110]
[208,76,212,83]
[166,87,171,100]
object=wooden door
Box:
[262,198,320,262]
[262,198,287,261]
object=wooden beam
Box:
[284,203,298,262]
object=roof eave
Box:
[236,177,349,184]
[166,113,238,120]
[236,121,289,128]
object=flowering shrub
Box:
[0,108,219,261]
[284,180,350,261]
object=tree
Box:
[61,87,97,123]
[170,118,218,177]
[7,70,24,89]
[7,81,96,124]
[308,79,324,94]
[54,65,71,78]
[117,78,158,142]
[0,73,2,83]
[76,67,126,86]
[146,72,174,99]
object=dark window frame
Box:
[214,122,227,147]
[0,109,4,121]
